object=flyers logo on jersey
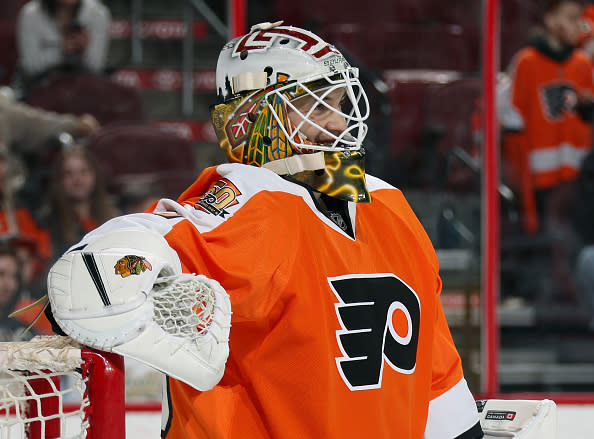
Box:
[114,255,153,278]
[195,178,242,217]
[329,274,421,391]
[233,27,340,60]
[540,83,578,120]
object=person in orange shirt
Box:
[0,241,53,339]
[0,146,51,294]
[0,242,28,341]
[45,22,482,438]
[500,0,594,234]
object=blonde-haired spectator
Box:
[38,144,118,262]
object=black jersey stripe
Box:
[161,376,173,437]
[454,421,484,439]
[82,253,111,306]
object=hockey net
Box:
[0,336,125,439]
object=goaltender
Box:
[46,22,484,439]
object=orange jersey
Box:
[506,45,593,190]
[0,208,51,259]
[11,298,54,336]
[83,164,479,438]
[502,43,594,232]
[0,207,51,274]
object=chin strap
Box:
[262,152,325,175]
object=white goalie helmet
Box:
[210,21,372,202]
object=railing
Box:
[127,0,229,116]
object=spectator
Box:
[16,0,111,87]
[0,242,27,341]
[39,144,118,262]
[0,146,50,294]
[499,0,594,234]
[0,240,53,340]
[0,86,100,154]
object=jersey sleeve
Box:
[423,277,480,439]
[578,51,594,92]
[159,211,288,323]
[501,50,531,131]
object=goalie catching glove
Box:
[47,228,232,391]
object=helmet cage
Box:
[264,67,369,152]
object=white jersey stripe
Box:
[529,142,590,173]
[423,377,479,439]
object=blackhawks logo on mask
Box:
[114,255,153,278]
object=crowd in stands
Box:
[0,0,178,341]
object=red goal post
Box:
[0,336,125,439]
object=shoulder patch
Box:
[194,178,242,217]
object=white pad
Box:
[477,399,557,439]
[262,151,325,175]
[232,72,268,94]
[47,229,232,391]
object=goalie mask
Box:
[210,22,371,202]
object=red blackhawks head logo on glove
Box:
[114,255,153,278]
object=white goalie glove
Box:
[478,399,557,439]
[47,228,232,391]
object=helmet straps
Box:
[232,72,268,94]
[262,151,325,175]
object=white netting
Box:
[0,337,83,373]
[0,336,89,439]
[151,274,217,342]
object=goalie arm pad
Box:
[477,399,557,439]
[48,227,232,391]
